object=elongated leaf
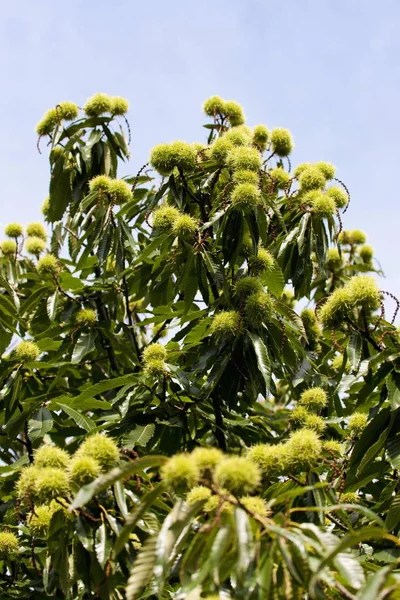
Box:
[278,538,303,586]
[50,395,111,411]
[0,327,12,355]
[0,275,20,308]
[95,521,110,567]
[347,332,362,371]
[154,500,198,591]
[222,210,243,264]
[297,213,311,254]
[309,527,385,594]
[257,543,275,600]
[19,286,47,316]
[70,456,167,509]
[348,408,392,476]
[235,507,255,588]
[48,157,71,222]
[387,372,400,409]
[263,263,285,296]
[55,403,96,432]
[200,208,227,231]
[28,407,53,441]
[114,484,165,557]
[113,480,128,519]
[188,525,231,590]
[195,254,210,305]
[385,492,400,531]
[126,535,157,600]
[71,331,95,364]
[356,416,394,477]
[47,290,59,321]
[71,374,136,406]
[36,338,63,352]
[248,332,271,394]
[122,424,155,448]
[97,224,113,263]
[386,434,400,470]
[355,564,396,600]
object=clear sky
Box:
[1,0,400,304]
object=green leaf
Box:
[71,331,95,364]
[200,208,227,231]
[355,564,397,600]
[28,407,53,441]
[50,395,111,411]
[222,210,243,264]
[257,542,275,600]
[356,410,396,477]
[248,332,271,394]
[114,483,165,557]
[114,131,130,157]
[195,254,210,305]
[69,373,136,407]
[70,456,167,509]
[122,424,155,448]
[188,525,231,590]
[347,408,392,480]
[262,262,285,296]
[19,286,47,316]
[387,372,400,409]
[95,521,111,568]
[297,213,311,254]
[126,536,157,600]
[386,434,400,469]
[113,480,129,519]
[347,331,362,371]
[47,290,59,321]
[235,507,255,588]
[385,492,400,531]
[59,272,84,292]
[0,275,20,309]
[309,527,385,594]
[278,537,303,586]
[153,500,202,592]
[97,223,114,263]
[55,402,96,432]
[48,157,71,222]
[36,338,63,352]
[0,328,12,355]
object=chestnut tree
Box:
[0,93,400,599]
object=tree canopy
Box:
[0,92,400,599]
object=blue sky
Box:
[1,0,400,303]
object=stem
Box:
[23,420,34,464]
[345,317,381,352]
[94,266,119,373]
[334,582,356,600]
[178,168,201,205]
[212,396,226,451]
[325,512,348,532]
[263,150,276,165]
[162,375,167,402]
[149,319,170,344]
[122,270,140,359]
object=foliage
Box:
[0,92,399,599]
